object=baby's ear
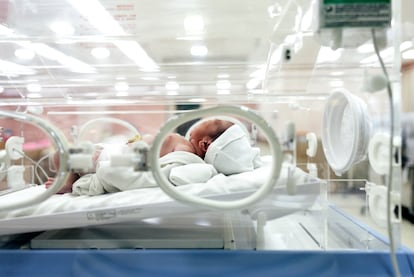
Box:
[199,137,211,152]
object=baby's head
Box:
[188,119,234,158]
[189,118,262,175]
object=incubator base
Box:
[29,212,257,250]
[0,203,394,252]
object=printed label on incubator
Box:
[320,0,391,28]
[86,207,142,222]
[77,0,139,35]
[117,207,143,216]
[87,209,117,221]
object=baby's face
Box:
[189,121,212,157]
[189,119,233,158]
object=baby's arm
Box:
[160,134,176,156]
[45,145,103,194]
[160,134,194,156]
[45,172,79,194]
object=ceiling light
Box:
[65,78,94,82]
[26,83,42,93]
[190,45,208,57]
[140,67,160,72]
[116,91,129,97]
[21,42,61,61]
[189,98,206,103]
[50,21,75,36]
[216,80,231,90]
[26,93,42,98]
[141,76,159,81]
[217,74,229,79]
[114,40,158,69]
[184,15,204,33]
[91,47,110,59]
[58,55,96,73]
[17,41,95,73]
[176,36,203,41]
[250,89,265,94]
[165,81,179,90]
[217,90,230,95]
[330,71,344,76]
[6,23,93,72]
[329,80,344,87]
[0,59,36,76]
[14,48,35,60]
[114,81,129,91]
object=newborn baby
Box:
[46,119,262,195]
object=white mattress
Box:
[0,158,321,235]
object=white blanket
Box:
[0,158,317,220]
[0,158,321,235]
[73,151,217,195]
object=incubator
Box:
[0,0,412,276]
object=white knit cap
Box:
[204,124,262,175]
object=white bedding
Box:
[0,157,321,235]
[72,151,218,195]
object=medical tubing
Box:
[77,117,140,143]
[0,110,70,211]
[36,153,52,180]
[13,148,49,184]
[371,28,401,277]
[150,105,282,210]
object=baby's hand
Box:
[45,177,55,189]
[44,177,73,194]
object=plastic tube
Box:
[150,105,282,210]
[0,111,70,211]
[371,28,401,277]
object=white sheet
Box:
[0,157,321,235]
